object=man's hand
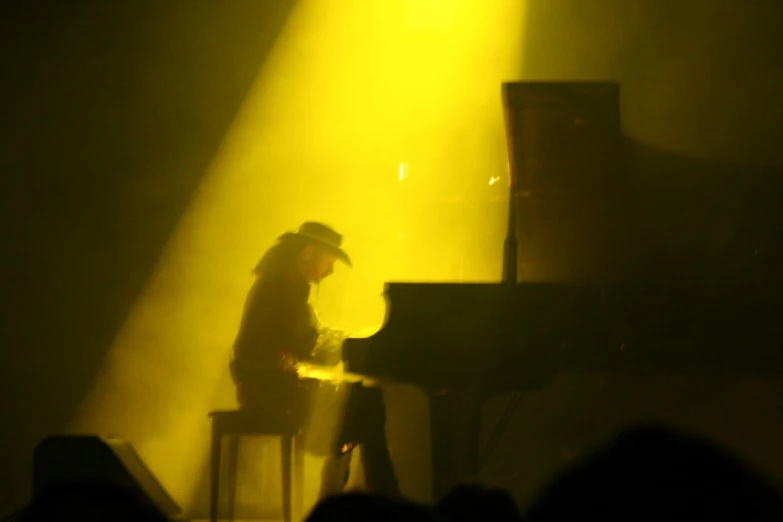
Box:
[312,327,345,366]
[279,351,298,373]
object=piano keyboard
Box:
[295,361,383,388]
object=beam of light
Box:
[399,162,409,182]
[70,0,525,512]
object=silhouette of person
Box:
[230,222,400,498]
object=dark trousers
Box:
[234,372,399,498]
[320,384,400,498]
[235,371,311,423]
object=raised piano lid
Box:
[345,281,783,396]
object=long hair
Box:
[253,233,312,279]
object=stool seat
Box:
[209,408,304,522]
[210,408,300,435]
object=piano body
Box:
[344,282,783,499]
[342,82,783,500]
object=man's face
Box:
[300,245,337,283]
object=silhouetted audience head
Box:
[306,491,445,522]
[527,425,783,521]
[437,484,521,522]
[17,478,168,522]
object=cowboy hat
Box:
[280,222,352,267]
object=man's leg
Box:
[356,388,401,498]
[317,385,360,500]
[318,384,401,498]
[318,448,353,499]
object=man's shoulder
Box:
[250,273,308,302]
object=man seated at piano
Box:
[229,222,401,499]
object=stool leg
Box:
[209,421,221,522]
[294,434,305,520]
[226,435,240,522]
[281,434,292,522]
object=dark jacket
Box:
[230,265,347,456]
[231,268,317,384]
[231,264,344,385]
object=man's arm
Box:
[234,279,319,373]
[308,305,345,366]
[312,328,345,366]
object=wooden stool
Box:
[209,409,304,522]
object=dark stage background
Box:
[1,0,782,515]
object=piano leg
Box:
[429,392,482,500]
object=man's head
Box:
[298,243,338,283]
[254,222,351,283]
[282,222,351,284]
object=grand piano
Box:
[341,82,783,500]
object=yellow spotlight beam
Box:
[70,0,525,508]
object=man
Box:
[230,222,400,499]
